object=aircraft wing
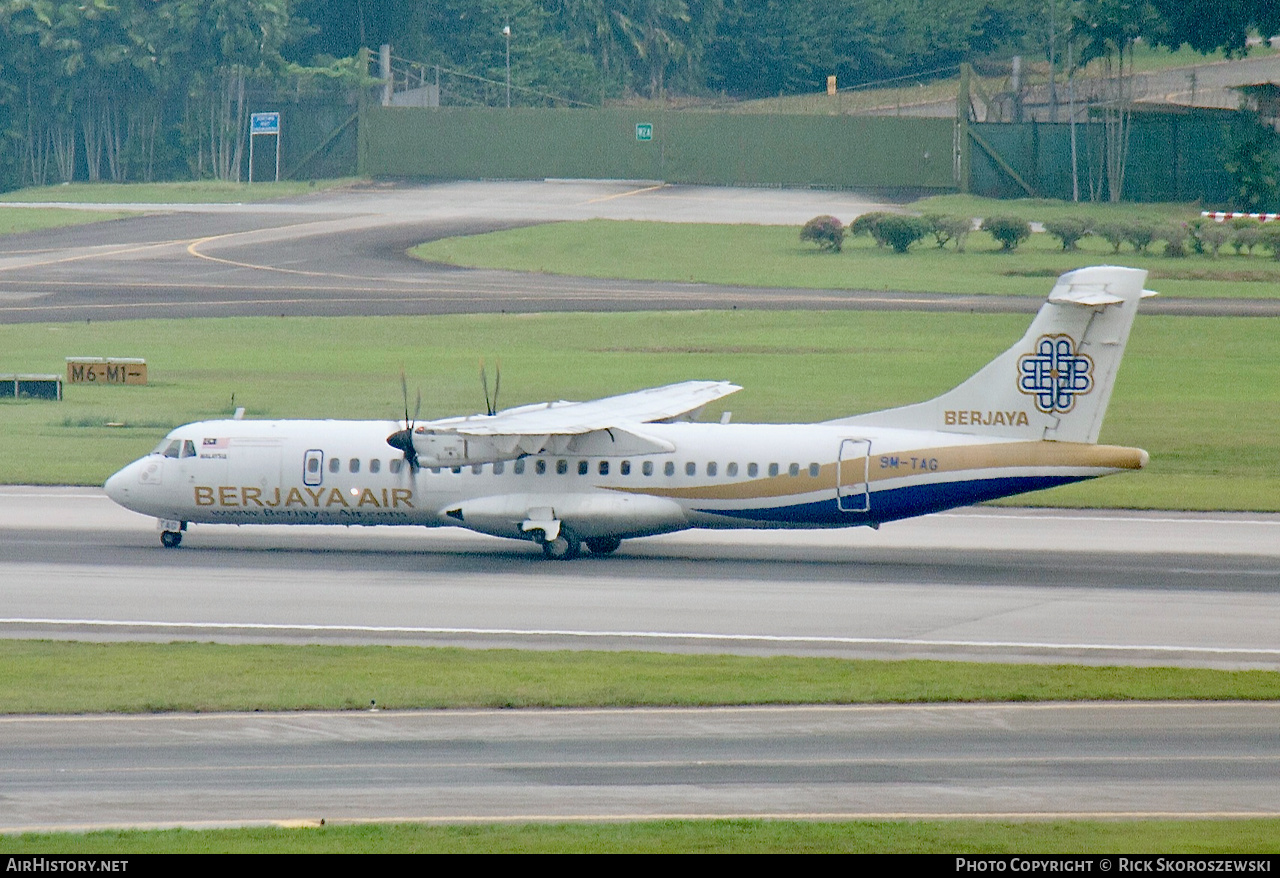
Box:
[411,380,741,462]
[444,380,741,437]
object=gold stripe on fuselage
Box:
[607,442,1147,502]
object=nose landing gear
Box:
[157,519,187,548]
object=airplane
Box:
[104,265,1154,559]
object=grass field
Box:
[412,217,1280,300]
[7,818,1280,854]
[6,641,1280,714]
[0,207,134,235]
[1,311,1276,509]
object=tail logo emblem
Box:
[1018,334,1094,413]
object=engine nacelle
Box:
[412,431,521,467]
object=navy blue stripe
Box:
[694,475,1090,526]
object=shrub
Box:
[1193,220,1231,257]
[1258,225,1280,260]
[1093,221,1128,253]
[1043,217,1091,251]
[1122,220,1159,254]
[1162,224,1189,258]
[1234,225,1262,255]
[848,211,893,247]
[923,214,974,251]
[876,215,930,253]
[800,215,846,252]
[980,215,1031,251]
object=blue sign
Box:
[636,123,653,142]
[250,112,280,134]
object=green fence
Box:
[361,107,957,190]
[968,115,1234,203]
[358,104,1236,203]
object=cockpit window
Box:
[162,440,181,459]
[182,440,197,458]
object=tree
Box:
[1070,0,1160,202]
[1222,112,1280,212]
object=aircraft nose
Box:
[104,459,147,506]
[103,465,130,504]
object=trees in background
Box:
[1,0,300,186]
[2,0,1278,191]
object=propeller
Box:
[386,370,422,472]
[480,358,501,417]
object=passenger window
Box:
[599,461,610,476]
[789,463,800,477]
[451,466,462,474]
[307,457,320,474]
[642,461,653,476]
[535,460,546,475]
[390,459,403,474]
[369,459,381,474]
[747,463,758,477]
[349,458,360,474]
[769,463,779,477]
[809,463,820,477]
[556,459,568,475]
[578,460,589,475]
[514,459,526,474]
[685,462,696,476]
[329,458,341,473]
[665,461,675,477]
[620,461,631,476]
[706,462,717,477]
[726,462,738,477]
[494,461,505,475]
[472,464,483,474]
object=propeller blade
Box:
[390,370,421,472]
[480,358,494,417]
[493,359,501,414]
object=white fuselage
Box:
[104,417,1146,543]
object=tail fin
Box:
[836,266,1152,443]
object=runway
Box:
[3,488,1278,669]
[2,491,1278,829]
[5,703,1280,832]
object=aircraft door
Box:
[303,449,324,487]
[837,438,871,513]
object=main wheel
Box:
[160,530,182,548]
[541,529,581,560]
[585,536,622,555]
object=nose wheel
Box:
[157,519,187,548]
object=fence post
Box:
[956,63,971,194]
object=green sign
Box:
[636,123,653,142]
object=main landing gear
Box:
[535,528,624,560]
